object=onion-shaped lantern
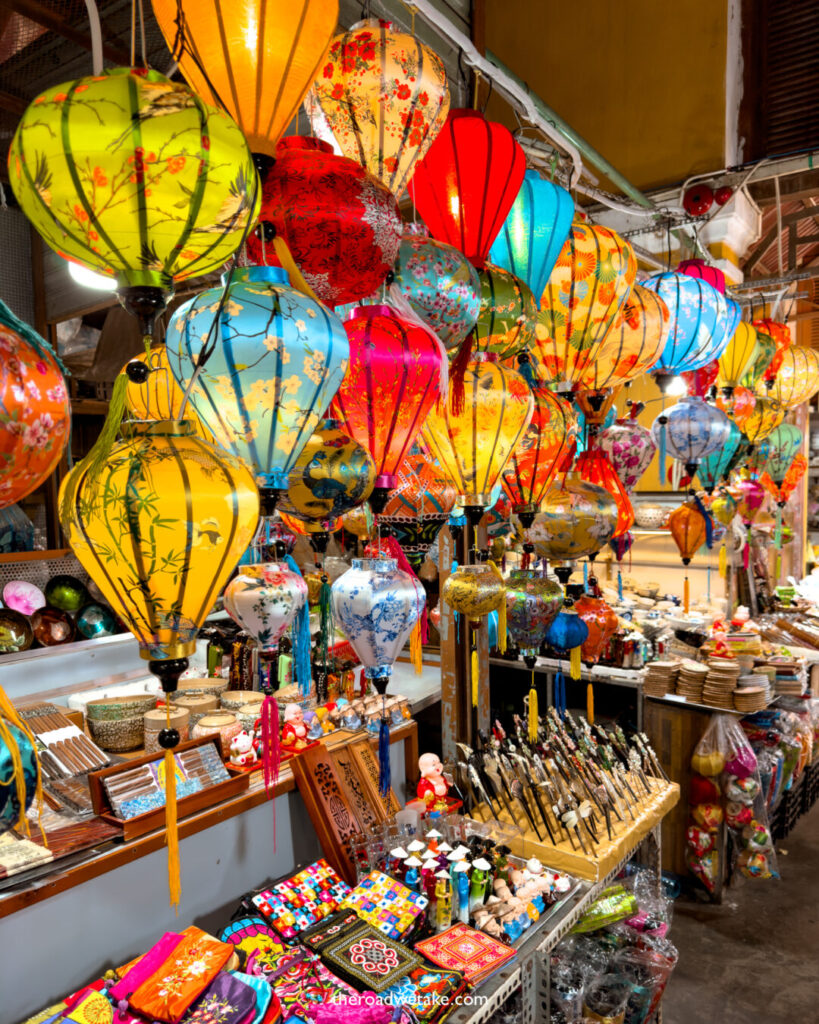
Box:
[761,424,802,487]
[224,562,307,655]
[575,449,634,537]
[596,417,656,494]
[379,449,457,571]
[651,395,731,478]
[505,569,563,661]
[761,346,819,409]
[574,593,618,663]
[733,476,766,523]
[709,489,738,526]
[526,474,618,562]
[695,420,749,494]
[473,264,537,362]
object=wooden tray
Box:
[88,737,249,841]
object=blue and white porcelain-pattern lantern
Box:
[651,395,731,477]
[223,562,307,655]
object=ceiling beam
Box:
[745,205,819,271]
[0,0,132,67]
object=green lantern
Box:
[473,264,537,362]
[8,67,260,336]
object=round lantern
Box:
[651,396,731,476]
[753,319,792,388]
[762,345,819,409]
[596,417,656,494]
[677,258,726,294]
[580,284,670,394]
[575,450,634,537]
[641,272,726,382]
[501,386,577,526]
[736,395,785,446]
[165,264,347,500]
[443,564,505,622]
[733,476,766,522]
[696,420,748,494]
[277,419,375,524]
[379,449,457,571]
[544,608,589,659]
[307,18,450,198]
[526,474,618,561]
[488,169,574,302]
[329,304,444,512]
[574,593,618,663]
[505,569,563,661]
[244,137,401,306]
[762,424,802,485]
[9,68,259,334]
[391,230,481,350]
[682,359,719,399]
[473,264,537,362]
[224,562,307,653]
[0,312,70,510]
[421,358,534,517]
[152,0,338,159]
[535,223,637,388]
[710,490,738,526]
[407,109,525,268]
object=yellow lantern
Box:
[736,395,785,445]
[717,322,760,397]
[421,357,533,517]
[534,223,636,389]
[762,345,819,409]
[123,346,212,441]
[151,0,338,159]
[526,473,618,561]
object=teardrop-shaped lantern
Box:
[488,170,574,302]
[442,563,505,622]
[761,346,819,409]
[574,593,618,663]
[306,18,450,198]
[224,562,308,653]
[534,223,637,388]
[753,319,792,389]
[641,272,727,382]
[526,473,618,561]
[379,449,457,571]
[407,109,525,268]
[575,450,635,537]
[329,304,444,511]
[695,420,749,494]
[501,385,577,526]
[736,395,785,446]
[762,424,802,485]
[651,396,731,476]
[668,499,710,613]
[544,609,589,656]
[165,265,348,500]
[422,358,533,516]
[596,417,657,494]
[473,264,537,361]
[717,322,761,397]
[505,569,563,658]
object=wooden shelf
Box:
[0,549,70,565]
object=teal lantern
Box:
[165,265,348,502]
[488,170,574,305]
[763,424,802,484]
[696,420,749,494]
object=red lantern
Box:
[575,449,635,537]
[753,319,792,388]
[330,304,445,512]
[760,453,807,506]
[682,359,719,398]
[683,185,714,217]
[677,258,726,294]
[245,137,401,306]
[407,109,525,269]
[716,384,755,421]
[574,594,618,663]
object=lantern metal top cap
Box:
[352,557,398,572]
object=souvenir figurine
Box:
[229,730,258,768]
[403,855,422,891]
[417,752,451,811]
[455,861,471,923]
[435,870,452,933]
[282,704,309,751]
[469,857,492,912]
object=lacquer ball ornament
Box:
[442,564,505,622]
[505,569,563,661]
[224,562,308,654]
[76,603,117,640]
[526,473,618,561]
[331,557,425,685]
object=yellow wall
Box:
[485,0,728,191]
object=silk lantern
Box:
[0,712,39,837]
[391,230,481,350]
[575,449,634,537]
[9,68,259,336]
[641,272,726,383]
[740,331,776,392]
[244,137,401,306]
[580,283,670,394]
[677,258,726,294]
[0,303,70,510]
[379,450,457,571]
[716,384,755,422]
[544,606,589,717]
[753,318,792,388]
[710,489,737,526]
[668,500,711,613]
[280,510,341,548]
[761,453,806,505]
[152,0,337,159]
[736,395,785,445]
[696,420,748,494]
[307,18,449,198]
[123,345,212,441]
[574,591,618,709]
[408,109,525,268]
[535,223,637,388]
[596,416,657,493]
[733,475,766,523]
[682,359,719,399]
[762,424,803,486]
[473,264,537,362]
[165,264,347,502]
[421,358,533,519]
[526,474,618,561]
[651,396,731,478]
[330,304,444,512]
[488,169,574,302]
[717,322,761,398]
[762,346,819,409]
[501,386,577,526]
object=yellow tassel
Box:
[273,236,321,303]
[488,560,507,653]
[528,671,538,743]
[0,684,45,841]
[570,645,581,681]
[471,647,479,708]
[587,682,595,724]
[683,575,690,615]
[164,748,181,911]
[410,619,423,675]
[719,542,727,579]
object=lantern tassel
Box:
[528,670,538,744]
[617,568,623,602]
[570,645,581,681]
[707,563,711,604]
[719,542,727,578]
[410,619,423,675]
[272,236,321,303]
[378,711,391,797]
[488,560,507,653]
[555,669,566,719]
[318,574,333,700]
[586,683,594,725]
[471,646,479,708]
[517,354,538,388]
[775,504,783,549]
[164,749,181,911]
[259,687,280,802]
[658,419,667,484]
[284,555,311,696]
[0,684,45,840]
[683,575,690,615]
[448,329,474,416]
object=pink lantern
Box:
[733,477,766,523]
[677,258,726,295]
[596,416,657,493]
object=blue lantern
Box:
[165,265,348,494]
[545,608,589,654]
[642,272,728,380]
[488,170,574,305]
[696,420,749,494]
[652,395,731,476]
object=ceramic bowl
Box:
[2,580,45,616]
[0,609,34,653]
[86,694,157,721]
[87,714,144,752]
[31,607,76,646]
[235,703,262,731]
[634,504,668,529]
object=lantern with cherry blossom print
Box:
[596,416,657,494]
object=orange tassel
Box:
[683,575,690,614]
[587,682,595,724]
[410,619,423,675]
[164,749,181,911]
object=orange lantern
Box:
[574,449,635,538]
[761,345,819,410]
[668,500,711,613]
[574,593,618,664]
[736,395,785,445]
[753,318,792,388]
[761,452,807,507]
[716,384,755,422]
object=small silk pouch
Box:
[230,971,272,1024]
[110,932,184,1003]
[179,973,256,1024]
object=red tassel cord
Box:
[448,328,474,417]
[259,679,281,848]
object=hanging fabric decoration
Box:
[0,302,70,511]
[472,264,537,362]
[535,223,637,388]
[739,332,776,393]
[526,474,618,562]
[244,137,401,306]
[650,395,731,479]
[596,413,657,494]
[9,68,260,338]
[575,449,635,537]
[668,500,711,614]
[501,385,577,526]
[761,346,819,409]
[407,109,525,267]
[488,169,574,303]
[695,420,749,494]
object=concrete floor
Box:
[662,805,819,1024]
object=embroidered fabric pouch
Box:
[339,871,429,941]
[299,910,361,955]
[241,860,351,942]
[230,971,272,1024]
[414,923,516,986]
[381,965,466,1024]
[179,972,256,1024]
[264,946,358,1022]
[110,931,184,1002]
[220,917,288,973]
[318,921,421,994]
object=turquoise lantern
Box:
[763,424,802,484]
[696,420,749,494]
[165,265,348,503]
[488,170,574,305]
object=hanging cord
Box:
[137,0,147,67]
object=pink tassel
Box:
[260,690,280,847]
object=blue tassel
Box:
[658,421,667,484]
[517,353,537,387]
[487,609,498,649]
[284,554,311,696]
[707,563,711,603]
[378,715,391,796]
[583,562,588,590]
[555,670,566,720]
[618,569,623,602]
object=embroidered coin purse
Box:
[339,870,429,941]
[240,859,351,942]
[318,920,421,994]
[381,965,467,1024]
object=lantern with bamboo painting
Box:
[668,499,711,614]
[472,264,537,362]
[9,68,259,338]
[762,424,803,488]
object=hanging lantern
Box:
[651,395,731,478]
[501,386,577,526]
[277,419,375,524]
[761,345,819,409]
[244,137,401,306]
[280,510,341,549]
[733,475,766,523]
[329,304,444,513]
[678,260,741,357]
[306,18,450,198]
[716,322,762,399]
[695,420,749,494]
[442,563,506,622]
[668,499,711,613]
[123,345,212,440]
[574,593,618,663]
[473,264,537,362]
[761,453,807,505]
[391,229,481,351]
[596,415,657,494]
[0,305,70,511]
[505,569,563,659]
[676,258,726,294]
[407,109,525,268]
[736,395,785,446]
[575,449,634,537]
[165,264,347,503]
[709,489,738,526]
[379,449,457,571]
[753,319,792,388]
[9,68,259,336]
[421,358,533,520]
[761,424,802,485]
[579,284,670,395]
[739,332,776,393]
[682,359,719,399]
[534,223,637,388]
[544,604,590,715]
[526,473,618,562]
[716,384,755,422]
[487,169,574,303]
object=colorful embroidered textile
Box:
[220,918,288,973]
[230,971,272,1024]
[381,965,466,1023]
[414,924,516,986]
[248,860,351,941]
[263,946,358,1022]
[340,871,428,940]
[110,932,184,1002]
[180,972,256,1024]
[320,921,421,994]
